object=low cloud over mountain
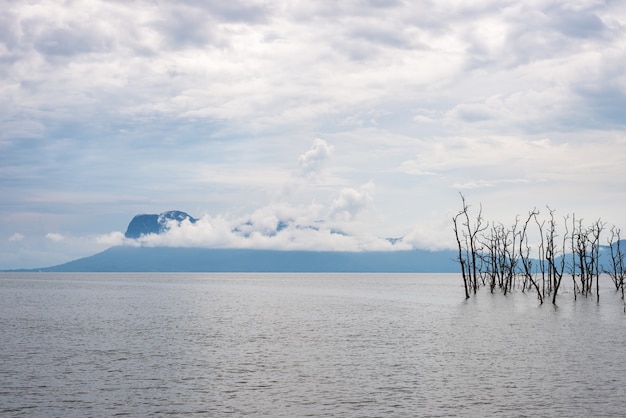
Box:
[105,206,416,252]
[124,211,198,239]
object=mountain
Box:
[124,210,197,238]
[33,246,460,273]
[9,206,624,272]
[5,209,460,272]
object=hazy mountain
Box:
[33,246,460,273]
[3,209,463,272]
[8,208,624,273]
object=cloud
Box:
[94,184,410,252]
[9,233,24,242]
[328,182,375,222]
[45,233,64,242]
[399,134,626,187]
[547,5,607,39]
[401,213,458,251]
[2,0,626,269]
[5,0,620,141]
[98,206,406,252]
[96,231,138,247]
[164,2,272,48]
[298,138,334,177]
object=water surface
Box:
[1,273,625,417]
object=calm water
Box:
[1,273,625,417]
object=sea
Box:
[1,272,625,417]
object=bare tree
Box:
[569,215,579,300]
[535,214,546,300]
[519,209,543,304]
[453,193,488,297]
[451,196,619,306]
[481,225,499,293]
[453,210,470,299]
[589,219,605,302]
[460,193,488,295]
[605,226,625,299]
[543,207,567,304]
[573,219,590,297]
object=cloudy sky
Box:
[2,0,626,269]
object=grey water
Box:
[1,273,625,417]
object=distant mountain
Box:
[1,209,462,273]
[125,210,197,238]
[9,207,624,272]
[31,246,461,273]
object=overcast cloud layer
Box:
[2,0,626,269]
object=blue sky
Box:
[2,0,626,269]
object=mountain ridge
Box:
[4,210,462,273]
[13,246,460,273]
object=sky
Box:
[2,0,626,269]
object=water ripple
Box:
[1,273,625,417]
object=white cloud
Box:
[400,134,626,186]
[109,210,403,252]
[93,189,415,252]
[9,233,24,242]
[45,233,64,242]
[401,214,458,251]
[2,0,626,269]
[328,182,375,222]
[298,138,334,177]
[95,231,138,247]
